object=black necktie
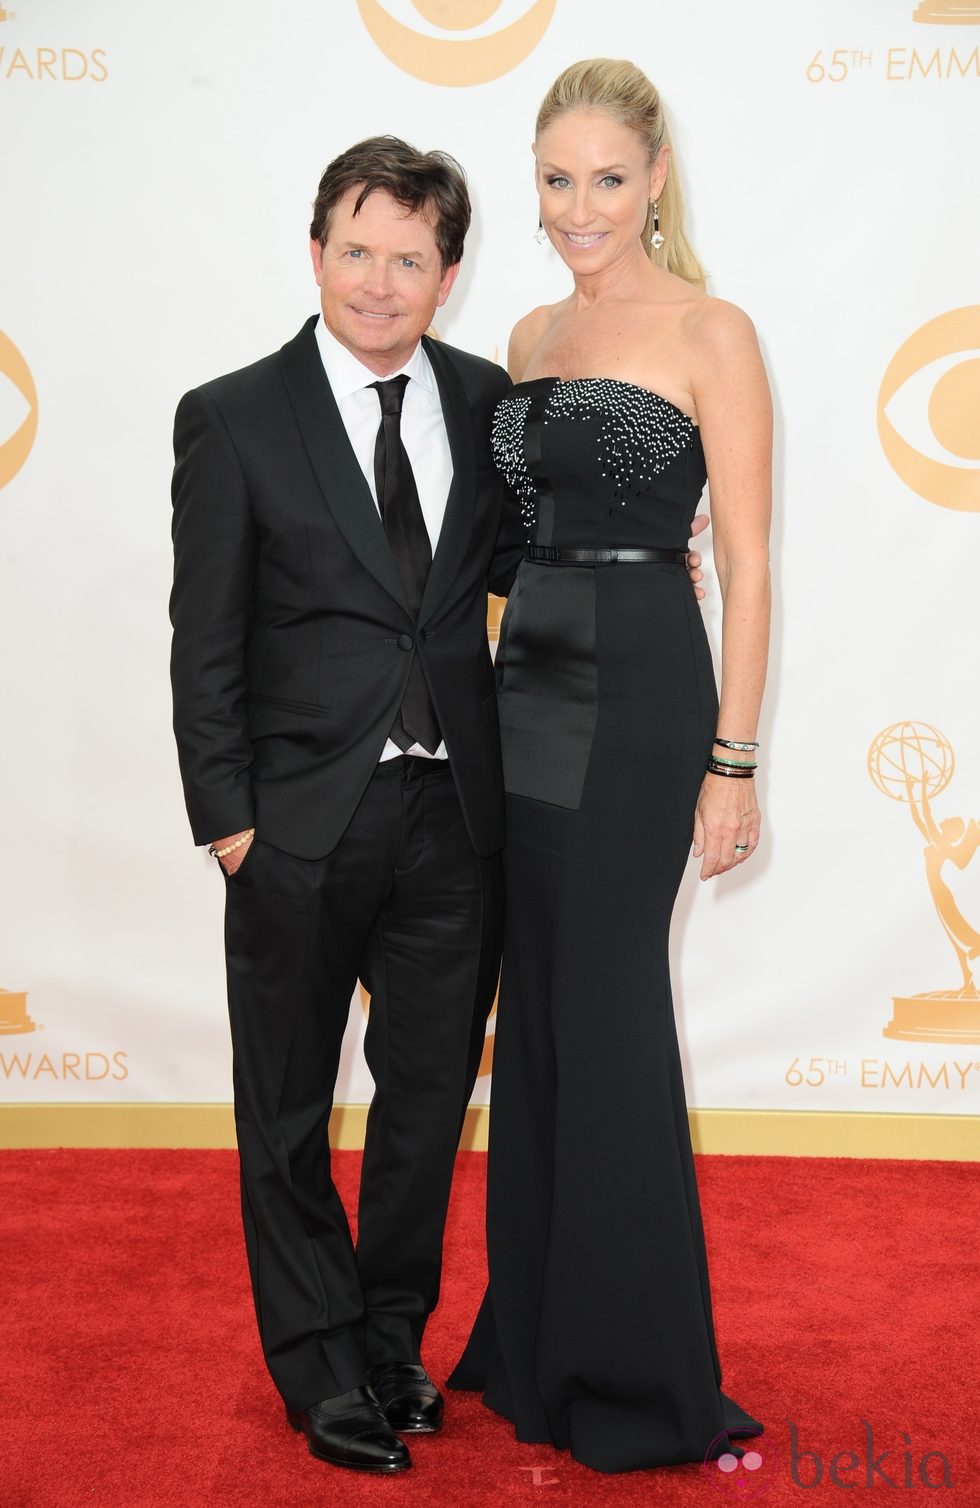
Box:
[370,375,441,755]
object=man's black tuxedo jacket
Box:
[170,315,520,861]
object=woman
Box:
[448,59,771,1473]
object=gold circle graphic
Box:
[867,721,954,804]
[0,331,38,490]
[913,1,980,22]
[411,0,503,28]
[928,357,980,460]
[877,307,980,513]
[358,0,556,87]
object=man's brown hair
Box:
[310,136,471,271]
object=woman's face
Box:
[534,108,667,273]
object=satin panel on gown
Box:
[448,377,762,1473]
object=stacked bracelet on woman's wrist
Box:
[707,737,759,779]
[713,737,760,752]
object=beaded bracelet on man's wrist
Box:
[209,828,255,859]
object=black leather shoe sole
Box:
[388,1415,442,1435]
[286,1413,412,1474]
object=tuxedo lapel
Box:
[278,318,410,615]
[420,335,475,627]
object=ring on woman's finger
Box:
[734,844,749,853]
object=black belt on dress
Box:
[524,545,689,565]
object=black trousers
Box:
[223,756,502,1412]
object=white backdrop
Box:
[1,0,978,1116]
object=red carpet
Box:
[0,1149,976,1506]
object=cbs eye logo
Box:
[0,331,38,491]
[877,306,980,513]
[357,0,557,87]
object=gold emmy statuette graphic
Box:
[913,1,980,22]
[868,722,980,1043]
[357,0,557,87]
[0,331,38,490]
[877,307,980,513]
[0,988,37,1035]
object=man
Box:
[170,136,706,1477]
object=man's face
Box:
[310,187,459,376]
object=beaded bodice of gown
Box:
[492,375,705,551]
[489,376,710,812]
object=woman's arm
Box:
[689,299,773,879]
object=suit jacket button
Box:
[396,632,414,651]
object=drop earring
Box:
[535,217,547,245]
[650,200,664,250]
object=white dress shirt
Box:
[314,315,451,761]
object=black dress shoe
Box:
[369,1363,444,1434]
[286,1385,411,1473]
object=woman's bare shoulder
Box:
[684,295,770,419]
[507,303,562,381]
[683,294,760,355]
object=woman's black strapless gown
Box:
[448,378,762,1473]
